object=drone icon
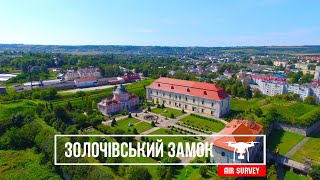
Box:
[224,141,259,162]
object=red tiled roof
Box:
[147,77,229,100]
[121,73,140,80]
[251,75,286,82]
[212,119,263,152]
[74,77,97,83]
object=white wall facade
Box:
[146,88,230,118]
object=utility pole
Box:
[28,65,33,90]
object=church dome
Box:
[114,84,129,95]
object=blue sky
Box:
[0,0,319,46]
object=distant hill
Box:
[1,44,320,56]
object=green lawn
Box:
[267,129,305,155]
[179,115,225,133]
[291,132,320,165]
[284,170,308,180]
[116,117,153,133]
[0,99,42,119]
[230,97,319,127]
[0,149,61,180]
[151,107,184,118]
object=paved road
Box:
[285,137,310,158]
[58,82,132,93]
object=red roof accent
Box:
[212,119,263,152]
[74,77,97,83]
[121,73,141,81]
[147,77,229,100]
[251,75,286,82]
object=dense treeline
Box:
[0,52,183,84]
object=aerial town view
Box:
[0,0,320,180]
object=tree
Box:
[304,96,316,105]
[199,165,208,177]
[253,107,263,117]
[161,104,165,108]
[253,89,262,98]
[243,85,252,100]
[170,113,174,118]
[155,166,167,179]
[111,118,117,127]
[151,121,156,127]
[309,165,320,180]
[147,106,151,111]
[231,84,238,97]
[267,165,278,180]
[128,113,132,118]
[132,128,138,134]
[53,105,68,121]
[181,109,185,114]
[125,166,151,180]
[36,103,45,116]
[65,101,73,111]
[263,107,280,127]
[164,167,172,180]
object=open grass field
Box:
[0,149,61,180]
[291,132,320,165]
[116,117,153,133]
[179,115,225,133]
[151,107,184,118]
[0,99,42,119]
[284,170,308,180]
[230,97,319,127]
[267,129,305,155]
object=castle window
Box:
[204,91,207,95]
[185,97,188,101]
[221,152,225,156]
[202,100,204,105]
[158,84,160,87]
[171,86,174,89]
[193,99,195,103]
[201,109,204,113]
[187,88,190,92]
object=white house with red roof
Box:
[98,85,139,115]
[74,77,97,88]
[211,119,263,163]
[146,77,230,117]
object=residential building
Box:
[121,73,141,82]
[211,119,263,163]
[98,85,139,115]
[64,67,101,81]
[146,77,230,118]
[314,66,320,80]
[273,60,288,67]
[286,84,311,100]
[74,77,97,88]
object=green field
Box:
[267,129,305,155]
[0,99,42,119]
[230,97,319,127]
[291,132,320,165]
[116,117,153,133]
[284,170,308,180]
[151,107,184,118]
[179,115,225,133]
[0,149,61,180]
